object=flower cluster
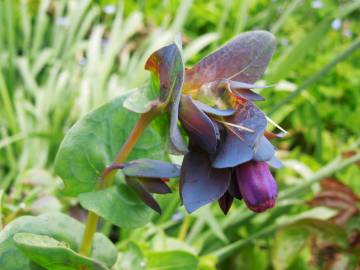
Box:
[177,31,283,214]
[126,31,284,214]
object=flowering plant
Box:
[0,31,286,270]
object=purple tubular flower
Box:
[235,161,277,212]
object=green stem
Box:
[79,109,159,256]
[210,152,360,261]
[178,215,192,241]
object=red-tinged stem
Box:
[79,108,160,257]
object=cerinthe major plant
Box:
[0,31,286,270]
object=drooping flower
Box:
[124,31,284,214]
[178,31,284,214]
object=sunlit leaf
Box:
[13,233,109,270]
[0,213,117,270]
[122,159,180,178]
[180,148,231,213]
[272,226,309,270]
[151,233,197,255]
[123,87,154,114]
[145,250,198,270]
[184,30,276,90]
[79,184,154,228]
[179,95,219,154]
[114,242,145,270]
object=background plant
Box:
[0,0,359,269]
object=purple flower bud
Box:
[235,161,277,213]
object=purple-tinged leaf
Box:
[226,102,267,147]
[267,156,284,169]
[184,30,276,90]
[218,191,234,215]
[179,95,220,154]
[253,136,275,161]
[123,159,180,178]
[145,39,187,155]
[212,129,253,168]
[180,148,231,213]
[126,177,161,214]
[235,161,277,213]
[193,100,236,116]
[145,41,184,103]
[139,178,172,194]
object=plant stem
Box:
[178,215,192,241]
[79,109,159,256]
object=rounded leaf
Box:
[54,96,164,196]
[79,184,154,228]
[0,213,117,270]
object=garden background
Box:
[0,0,359,269]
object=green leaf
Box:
[272,225,309,270]
[272,218,348,270]
[151,233,197,255]
[0,213,117,270]
[145,250,198,270]
[13,233,109,270]
[113,242,146,270]
[54,95,164,196]
[79,184,154,229]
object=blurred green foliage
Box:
[0,0,359,269]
